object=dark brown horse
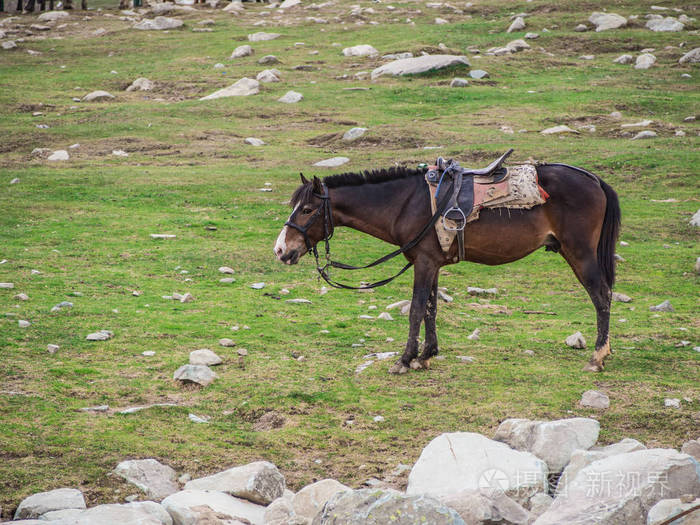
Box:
[274,161,620,374]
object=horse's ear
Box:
[312,176,323,193]
[300,173,309,185]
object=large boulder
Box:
[534,449,700,524]
[371,55,470,79]
[556,438,647,495]
[407,432,548,505]
[200,78,259,100]
[493,418,600,473]
[440,488,532,524]
[14,488,86,520]
[646,17,684,32]
[133,17,183,31]
[73,502,172,525]
[588,12,627,32]
[292,479,351,521]
[114,458,179,500]
[161,490,266,525]
[184,461,285,505]
[312,489,465,525]
[647,497,700,524]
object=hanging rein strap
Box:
[317,185,455,290]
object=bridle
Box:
[285,181,454,290]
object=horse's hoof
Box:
[389,362,409,375]
[410,359,423,370]
[583,361,603,372]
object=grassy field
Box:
[0,0,698,514]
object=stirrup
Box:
[442,207,466,231]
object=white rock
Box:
[664,398,681,408]
[86,330,113,341]
[244,137,265,147]
[248,32,280,42]
[47,344,59,353]
[342,127,367,141]
[635,53,657,69]
[612,292,632,302]
[507,16,526,33]
[278,0,301,9]
[614,54,634,64]
[37,10,70,22]
[231,45,253,59]
[493,417,600,473]
[133,16,183,30]
[189,349,222,366]
[650,300,674,312]
[292,479,351,521]
[679,47,700,65]
[589,12,627,32]
[73,501,172,525]
[18,319,31,328]
[690,209,700,227]
[150,234,176,239]
[222,0,243,12]
[467,328,480,341]
[565,331,586,349]
[450,77,468,87]
[435,17,448,24]
[256,69,279,83]
[286,298,311,304]
[407,432,547,505]
[48,150,69,161]
[505,39,530,52]
[632,130,658,140]
[278,90,303,104]
[172,364,217,386]
[535,449,700,524]
[41,508,86,521]
[580,390,610,409]
[250,282,265,289]
[126,77,154,91]
[112,149,129,157]
[440,488,532,525]
[82,90,115,102]
[218,266,235,274]
[386,300,410,310]
[0,282,15,289]
[2,40,17,50]
[646,17,684,31]
[161,490,265,525]
[314,157,349,168]
[14,488,86,520]
[541,125,579,135]
[371,54,469,79]
[647,497,700,525]
[114,459,179,500]
[200,78,259,100]
[377,312,394,321]
[342,44,378,57]
[185,461,285,505]
[219,338,236,347]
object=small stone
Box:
[251,282,265,289]
[278,90,303,104]
[435,17,448,24]
[220,278,236,283]
[467,328,480,341]
[664,398,681,408]
[438,290,453,302]
[373,415,385,422]
[469,69,489,79]
[10,178,19,184]
[256,69,280,83]
[286,298,312,304]
[507,16,526,33]
[575,24,588,32]
[377,312,394,321]
[580,390,610,409]
[81,405,108,412]
[565,331,586,349]
[613,54,634,64]
[248,32,280,42]
[589,12,627,32]
[450,77,468,87]
[190,349,222,366]
[126,77,153,91]
[50,301,73,312]
[112,149,129,157]
[86,330,113,341]
[456,355,475,362]
[231,45,253,58]
[200,78,259,100]
[523,350,535,356]
[632,130,657,140]
[342,127,367,141]
[189,413,210,423]
[244,137,265,146]
[679,47,700,65]
[258,55,279,65]
[150,234,176,239]
[18,320,31,328]
[649,300,674,312]
[612,292,632,302]
[0,282,15,289]
[173,364,217,387]
[48,150,69,161]
[218,266,235,274]
[635,53,657,69]
[47,344,59,353]
[142,351,155,356]
[14,488,86,520]
[82,90,115,102]
[541,125,579,135]
[133,16,183,30]
[646,16,684,32]
[219,338,236,347]
[525,32,539,39]
[314,157,349,167]
[467,287,498,296]
[342,45,378,57]
[2,40,17,50]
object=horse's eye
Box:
[302,207,313,215]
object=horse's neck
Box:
[330,179,418,245]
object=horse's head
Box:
[274,174,331,265]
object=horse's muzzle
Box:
[278,249,301,265]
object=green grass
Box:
[0,0,699,514]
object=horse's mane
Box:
[290,166,423,207]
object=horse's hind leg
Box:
[561,250,612,372]
[415,272,439,369]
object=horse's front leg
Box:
[389,261,437,374]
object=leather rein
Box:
[285,181,455,290]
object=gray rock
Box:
[48,150,70,161]
[342,127,367,141]
[133,17,183,30]
[529,493,554,519]
[15,488,86,520]
[467,286,498,296]
[580,390,610,409]
[248,32,280,42]
[218,266,234,274]
[290,479,351,521]
[50,301,73,312]
[185,461,285,505]
[614,54,634,64]
[382,52,413,60]
[535,449,700,524]
[86,330,113,341]
[681,439,700,461]
[313,489,465,525]
[2,40,17,50]
[679,47,700,65]
[493,418,600,473]
[231,45,253,58]
[314,157,349,167]
[72,502,172,524]
[258,55,279,65]
[635,53,657,69]
[589,12,627,32]
[649,300,674,312]
[126,77,154,92]
[286,298,311,304]
[37,10,69,21]
[0,282,15,289]
[40,508,86,521]
[263,492,297,525]
[80,405,108,412]
[342,44,378,57]
[505,39,530,52]
[200,78,259,100]
[82,90,115,102]
[377,312,393,321]
[525,32,539,39]
[47,344,59,353]
[665,398,681,408]
[172,364,217,387]
[450,77,468,87]
[18,319,31,328]
[161,490,266,525]
[469,69,489,79]
[250,282,265,289]
[612,292,632,302]
[575,24,588,32]
[690,209,700,227]
[189,349,222,366]
[565,331,586,349]
[278,90,303,104]
[541,125,579,135]
[632,130,657,139]
[647,497,700,524]
[114,459,179,501]
[507,16,526,33]
[245,137,265,146]
[440,488,531,524]
[278,0,301,8]
[371,54,469,80]
[646,17,684,32]
[407,432,547,505]
[256,69,279,83]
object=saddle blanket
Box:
[426,164,549,253]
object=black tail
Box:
[597,178,621,289]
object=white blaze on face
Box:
[274,203,299,260]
